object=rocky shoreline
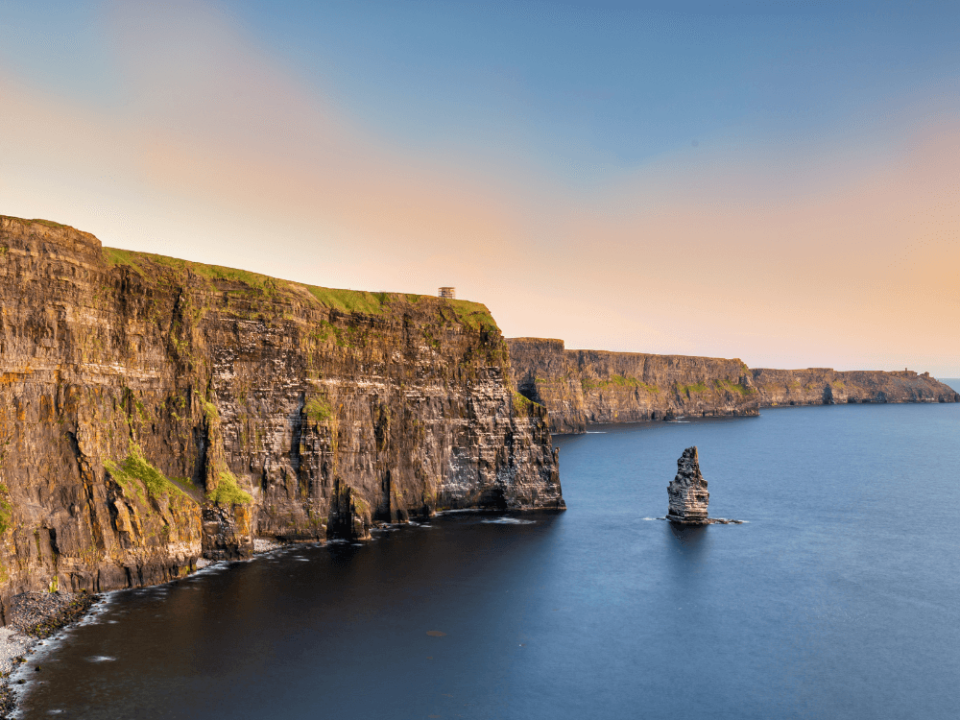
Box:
[0,592,99,718]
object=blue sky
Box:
[6,1,959,180]
[1,1,958,373]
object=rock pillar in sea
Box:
[666,446,710,524]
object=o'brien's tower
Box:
[438,287,456,299]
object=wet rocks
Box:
[667,446,710,524]
[4,592,98,639]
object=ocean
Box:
[14,381,960,719]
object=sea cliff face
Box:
[507,338,959,434]
[751,367,958,406]
[0,217,562,605]
[507,338,759,434]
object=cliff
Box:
[0,216,562,605]
[751,367,959,406]
[506,338,759,433]
[507,338,959,434]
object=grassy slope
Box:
[100,246,498,331]
[3,214,498,330]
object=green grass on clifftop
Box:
[101,247,499,332]
[0,215,74,231]
[446,299,498,332]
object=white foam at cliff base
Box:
[482,518,535,525]
[86,656,116,663]
[585,431,607,434]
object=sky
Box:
[1,0,958,375]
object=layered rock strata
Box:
[506,338,759,433]
[666,447,710,524]
[665,447,741,525]
[507,338,958,434]
[0,216,563,605]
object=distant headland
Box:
[506,337,958,434]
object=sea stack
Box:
[667,446,710,524]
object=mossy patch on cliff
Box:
[207,470,253,505]
[0,483,11,535]
[304,395,333,424]
[201,401,254,505]
[512,391,534,413]
[104,444,191,502]
[714,379,757,396]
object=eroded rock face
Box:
[0,216,563,603]
[666,447,709,524]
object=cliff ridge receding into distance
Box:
[751,367,957,406]
[507,338,958,434]
[0,216,562,604]
[507,338,760,433]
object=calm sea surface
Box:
[15,381,960,719]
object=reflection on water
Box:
[16,402,960,720]
[666,521,709,548]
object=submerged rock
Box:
[667,446,710,524]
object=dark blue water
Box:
[16,388,960,719]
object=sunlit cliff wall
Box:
[0,216,562,606]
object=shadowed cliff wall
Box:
[0,216,562,605]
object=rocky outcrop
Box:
[666,447,710,524]
[665,447,740,525]
[0,216,562,605]
[506,338,759,433]
[507,339,958,434]
[751,367,959,406]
